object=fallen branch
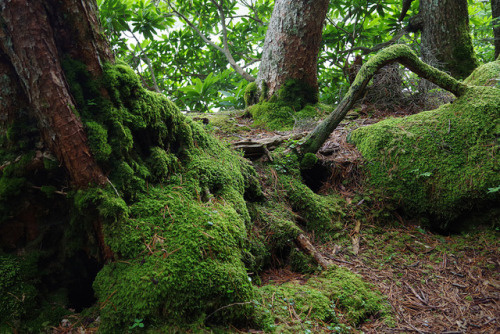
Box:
[295,233,331,269]
[233,133,307,160]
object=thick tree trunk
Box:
[255,0,329,101]
[420,0,477,79]
[0,0,112,188]
[492,0,500,59]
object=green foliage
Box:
[97,0,270,111]
[350,62,500,227]
[178,72,222,112]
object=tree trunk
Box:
[419,0,477,79]
[0,0,112,188]
[492,0,500,59]
[255,0,329,101]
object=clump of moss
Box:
[244,82,258,107]
[93,185,255,331]
[278,174,344,233]
[255,265,392,333]
[0,253,38,328]
[350,61,500,228]
[247,80,321,131]
[308,266,393,325]
[300,152,319,170]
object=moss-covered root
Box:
[350,78,500,226]
[301,44,469,154]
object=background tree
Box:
[492,0,500,58]
[254,0,329,102]
[399,0,478,79]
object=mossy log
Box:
[300,44,468,154]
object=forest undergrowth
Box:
[183,99,499,334]
[47,96,499,334]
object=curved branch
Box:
[300,44,469,154]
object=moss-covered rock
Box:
[350,61,500,228]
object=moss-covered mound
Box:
[0,59,264,332]
[72,63,263,331]
[256,265,393,333]
[350,61,500,228]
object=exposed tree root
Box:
[301,44,468,154]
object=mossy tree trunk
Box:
[254,0,329,103]
[0,0,112,188]
[420,0,478,79]
[492,0,500,59]
[300,45,469,154]
[0,0,115,260]
[400,0,478,79]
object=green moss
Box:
[308,266,393,325]
[279,174,344,233]
[59,59,264,331]
[351,63,500,227]
[463,60,500,87]
[0,253,38,327]
[248,80,321,131]
[85,121,112,163]
[300,153,319,170]
[289,247,317,274]
[244,82,258,107]
[93,185,255,332]
[272,79,318,109]
[255,265,392,332]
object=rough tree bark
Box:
[492,0,500,59]
[255,0,329,101]
[399,0,478,79]
[0,0,116,260]
[300,45,469,154]
[0,0,112,188]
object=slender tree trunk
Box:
[492,0,500,59]
[255,0,329,101]
[419,0,477,79]
[0,0,112,188]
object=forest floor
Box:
[192,106,500,334]
[53,105,499,334]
